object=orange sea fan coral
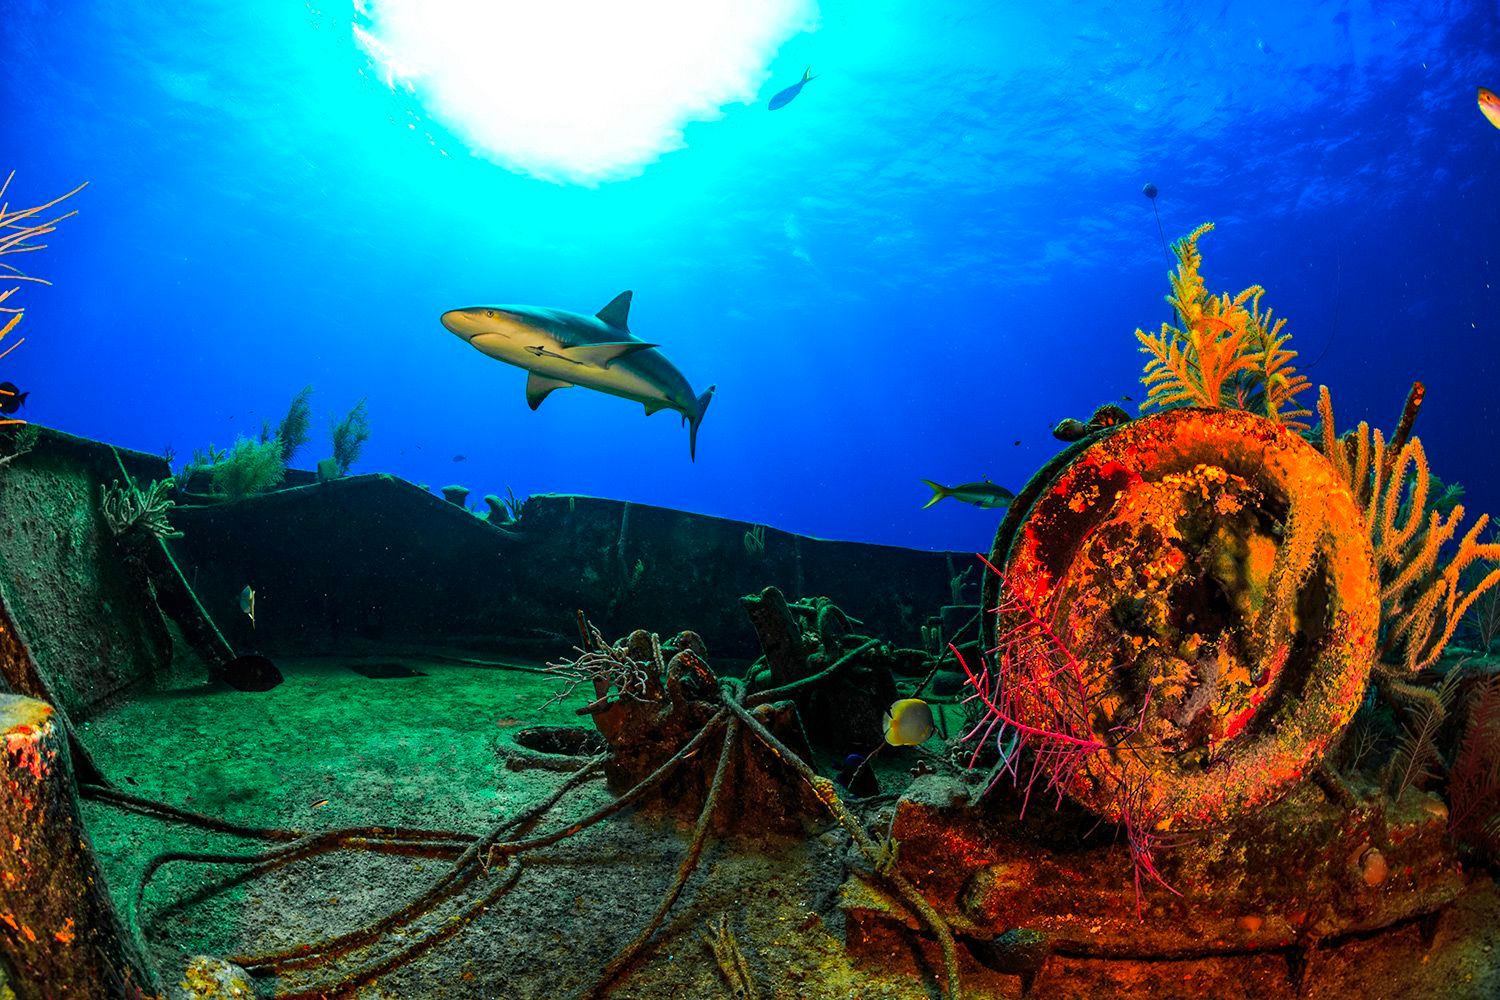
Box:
[0,171,86,425]
[1317,384,1500,672]
[1242,288,1312,427]
[1136,223,1312,430]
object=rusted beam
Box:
[0,693,160,998]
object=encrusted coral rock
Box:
[665,629,707,658]
[176,955,256,998]
[982,407,1380,829]
[575,627,821,831]
[843,775,1461,960]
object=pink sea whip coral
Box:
[956,557,1174,917]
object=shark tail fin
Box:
[803,66,815,82]
[920,480,949,509]
[689,385,716,462]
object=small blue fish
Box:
[835,753,879,797]
[768,66,816,110]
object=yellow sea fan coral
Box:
[1317,384,1500,672]
[0,171,86,425]
[1136,223,1312,430]
[1243,288,1312,427]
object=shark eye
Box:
[485,310,497,319]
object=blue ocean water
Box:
[3,0,1498,551]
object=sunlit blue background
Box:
[3,0,1498,550]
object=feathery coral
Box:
[1136,223,1311,429]
[210,436,287,499]
[276,385,315,464]
[332,398,371,475]
[1242,289,1312,426]
[1384,667,1461,800]
[101,478,184,540]
[0,172,86,424]
[1449,673,1500,854]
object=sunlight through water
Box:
[352,0,819,184]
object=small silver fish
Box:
[239,585,256,629]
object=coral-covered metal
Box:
[981,407,1380,830]
[0,693,159,997]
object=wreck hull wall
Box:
[0,427,178,716]
[168,483,972,661]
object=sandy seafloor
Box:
[65,655,1500,999]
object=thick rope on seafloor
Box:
[718,682,964,1000]
[582,717,742,998]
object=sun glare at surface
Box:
[353,0,818,184]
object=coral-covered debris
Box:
[979,406,1379,832]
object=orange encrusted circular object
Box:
[983,407,1379,830]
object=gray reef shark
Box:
[441,291,715,460]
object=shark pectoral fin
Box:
[596,290,633,329]
[564,341,658,368]
[525,372,575,410]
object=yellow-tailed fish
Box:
[920,478,1014,510]
[884,698,935,746]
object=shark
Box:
[441,291,716,460]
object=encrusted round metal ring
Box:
[981,407,1379,830]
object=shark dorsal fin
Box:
[526,372,575,410]
[596,290,632,329]
[564,341,657,368]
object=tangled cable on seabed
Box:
[92,615,967,999]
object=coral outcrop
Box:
[101,476,183,541]
[963,222,1493,910]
